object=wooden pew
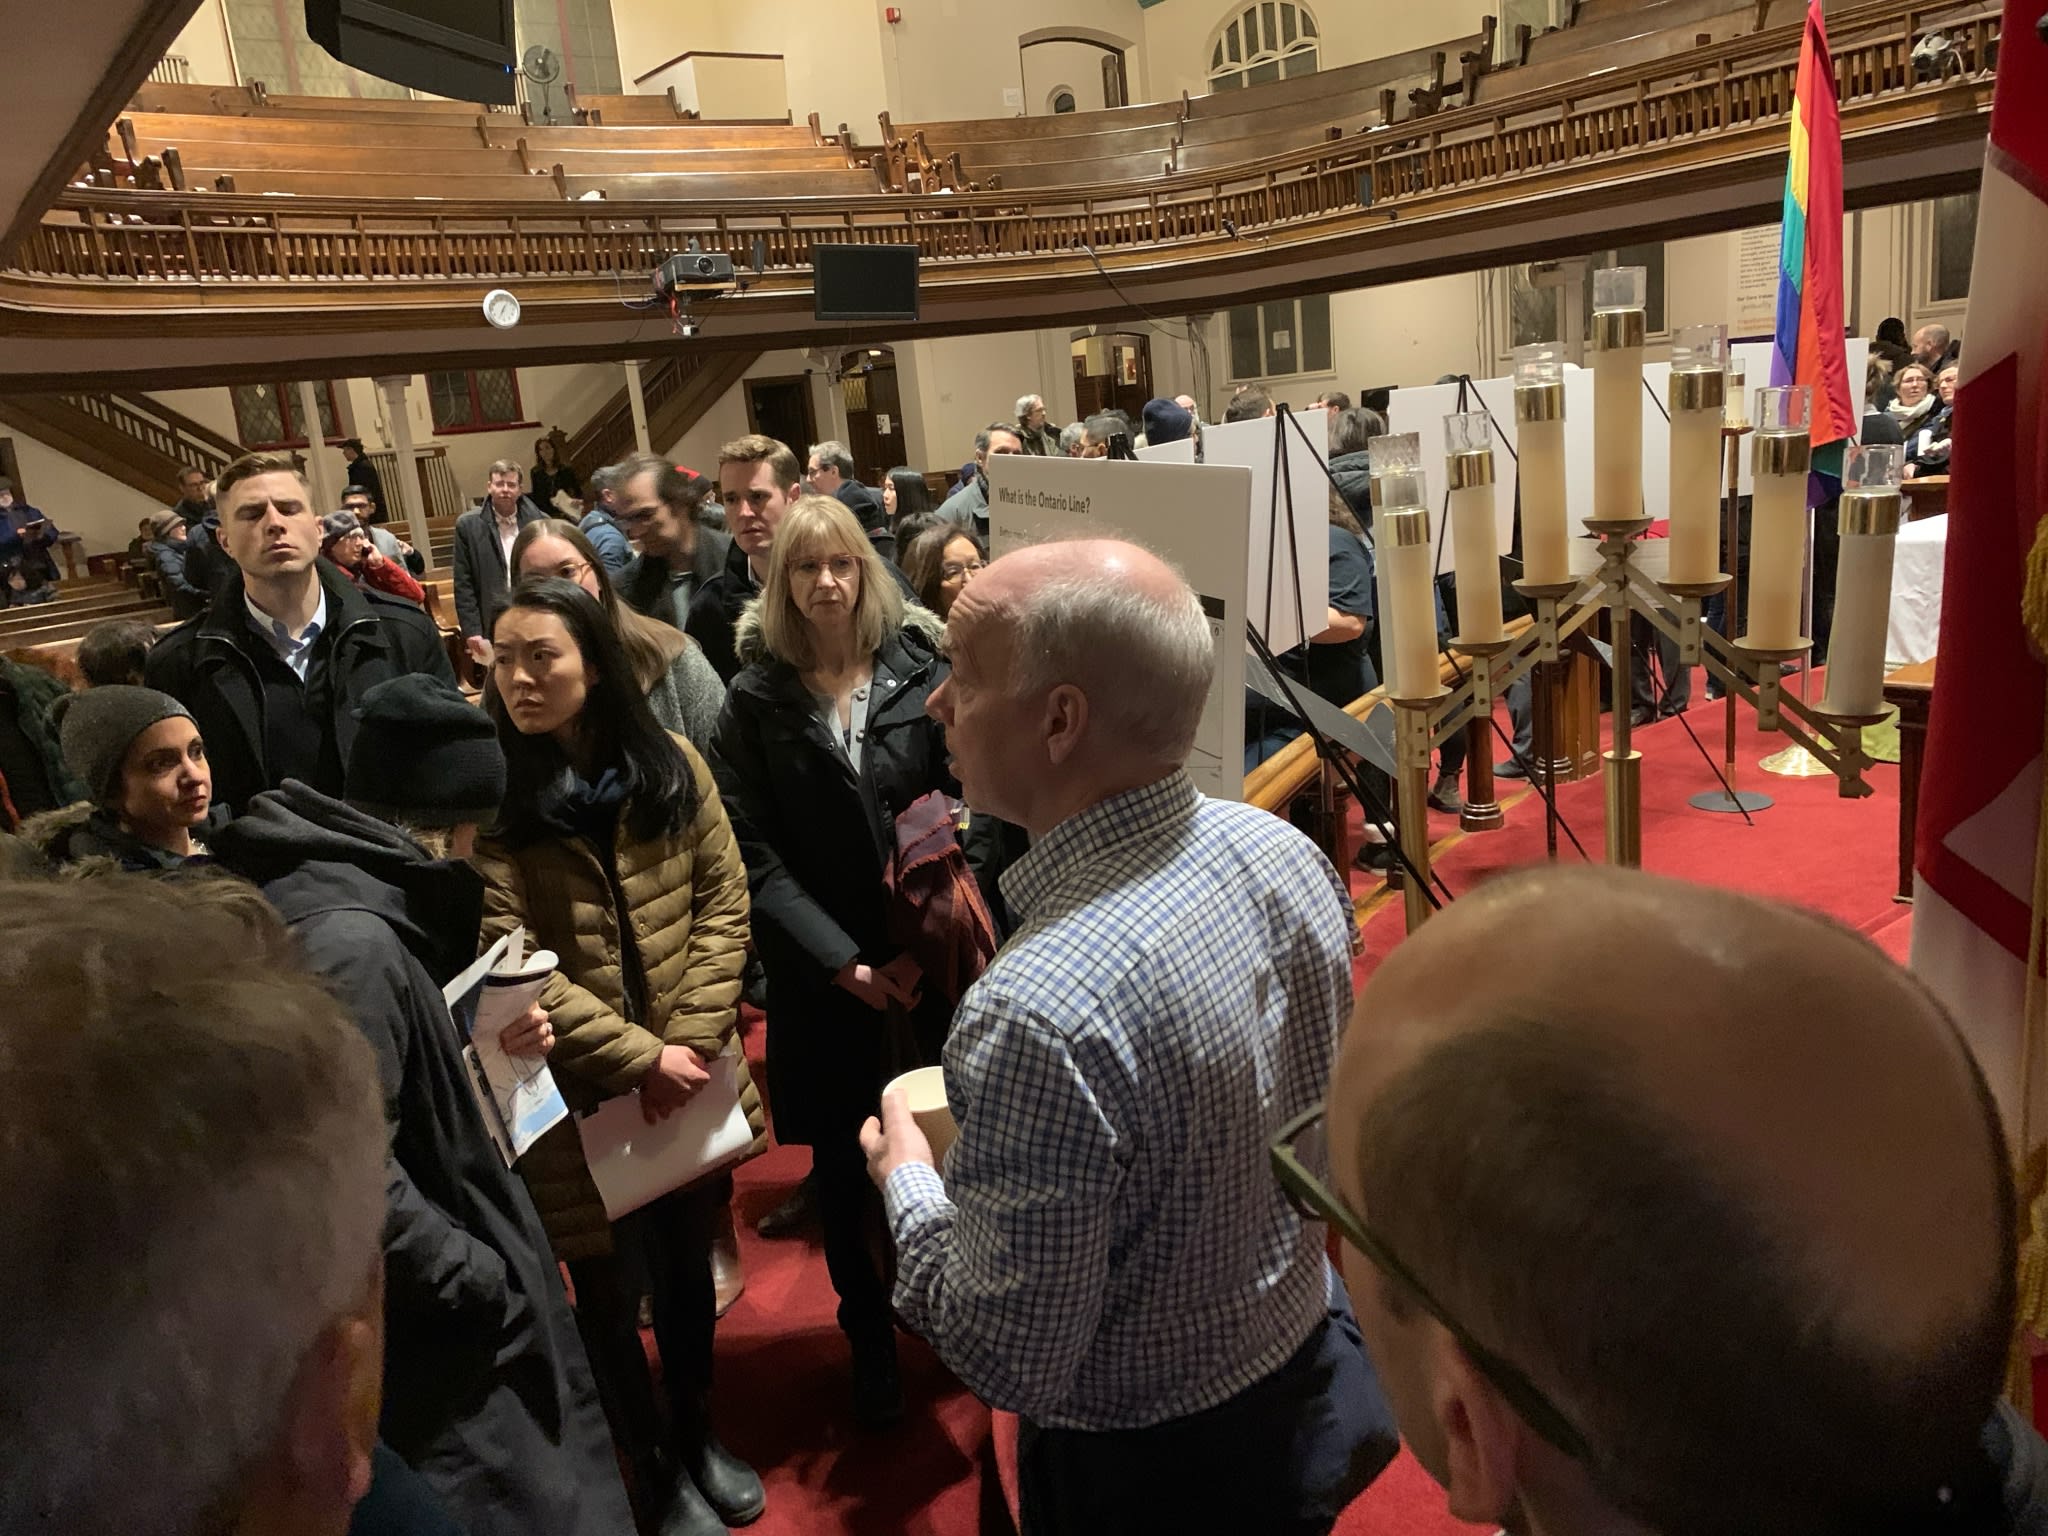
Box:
[554,166,885,200]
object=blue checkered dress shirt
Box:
[882,770,1356,1430]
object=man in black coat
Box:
[805,439,892,558]
[452,460,549,663]
[171,466,236,599]
[612,454,732,632]
[342,438,387,518]
[213,674,635,1536]
[146,452,455,816]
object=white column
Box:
[623,360,653,453]
[297,379,337,513]
[374,374,430,557]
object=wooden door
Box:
[839,350,902,484]
[745,376,817,458]
[1070,333,1152,425]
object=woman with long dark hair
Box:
[883,466,933,526]
[511,519,724,747]
[710,495,973,1429]
[530,436,584,514]
[474,577,764,1536]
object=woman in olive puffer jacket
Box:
[472,575,764,1536]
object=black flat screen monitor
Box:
[813,244,920,322]
[306,0,518,103]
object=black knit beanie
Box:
[343,674,505,828]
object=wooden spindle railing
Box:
[5,0,1997,306]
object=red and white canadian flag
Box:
[1911,0,2048,1398]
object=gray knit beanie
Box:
[51,686,195,804]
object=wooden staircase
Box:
[0,390,243,503]
[564,349,761,476]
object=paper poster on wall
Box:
[1733,226,1781,339]
[987,454,1252,800]
[1386,338,1868,568]
[876,413,892,435]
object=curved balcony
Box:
[0,0,1997,388]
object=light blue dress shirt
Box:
[883,770,1355,1430]
[245,588,328,681]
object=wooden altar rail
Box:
[9,0,1994,297]
[1245,617,1537,818]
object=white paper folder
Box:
[574,1057,751,1221]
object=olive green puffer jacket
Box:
[473,736,762,1261]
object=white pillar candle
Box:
[1665,326,1729,585]
[1819,520,1898,714]
[1445,412,1503,643]
[1741,387,1815,651]
[1377,520,1441,698]
[1592,342,1644,526]
[1369,432,1439,698]
[1745,469,1809,649]
[1590,267,1648,529]
[1513,342,1570,586]
[1821,447,1906,715]
[1518,416,1570,583]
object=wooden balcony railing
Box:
[4,0,1995,307]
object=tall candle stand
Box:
[1381,299,1881,934]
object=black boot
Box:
[657,1465,729,1536]
[755,1177,818,1240]
[687,1435,765,1528]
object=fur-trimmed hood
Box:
[19,800,223,874]
[731,592,945,669]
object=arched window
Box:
[1051,88,1078,114]
[1208,2,1318,92]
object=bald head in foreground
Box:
[1323,866,2025,1536]
[0,874,390,1536]
[867,537,1397,1534]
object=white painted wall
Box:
[608,0,888,134]
[884,0,1148,125]
[1022,41,1114,117]
[1142,0,1494,103]
[6,429,166,558]
[166,0,238,86]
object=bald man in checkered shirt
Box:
[862,539,1397,1535]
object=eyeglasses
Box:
[1269,1104,1596,1465]
[941,559,985,581]
[792,555,860,584]
[536,558,592,583]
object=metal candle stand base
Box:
[1386,524,1875,933]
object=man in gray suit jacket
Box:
[452,459,548,664]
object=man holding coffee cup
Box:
[861,538,1395,1534]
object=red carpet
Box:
[708,679,1903,1535]
[1348,682,1907,978]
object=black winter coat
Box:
[709,610,960,1144]
[212,785,635,1536]
[144,561,455,816]
[619,525,733,634]
[452,496,550,639]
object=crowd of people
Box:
[3,374,2036,1536]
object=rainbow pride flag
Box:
[1772,0,1858,491]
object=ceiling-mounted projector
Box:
[654,251,737,300]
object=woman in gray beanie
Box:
[21,685,221,871]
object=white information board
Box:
[1193,412,1331,656]
[986,453,1252,800]
[1387,339,1870,567]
